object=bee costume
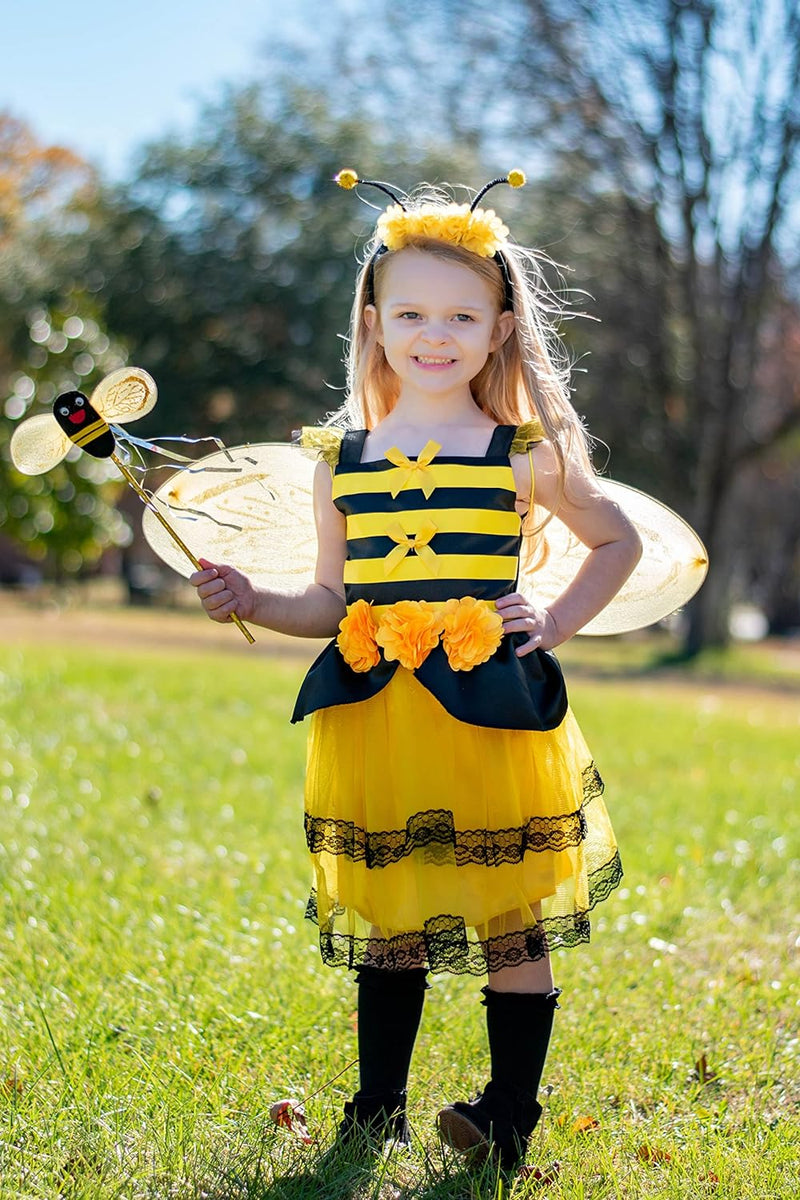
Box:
[294,420,621,976]
[134,168,705,1165]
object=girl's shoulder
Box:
[296,426,346,468]
[509,417,546,456]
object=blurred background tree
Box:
[2,0,798,649]
[0,113,131,578]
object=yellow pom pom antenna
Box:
[335,169,359,190]
[507,169,526,189]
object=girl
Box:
[190,171,642,1168]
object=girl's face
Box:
[364,249,514,405]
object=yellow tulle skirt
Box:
[303,668,621,974]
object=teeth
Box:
[415,356,454,364]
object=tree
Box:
[0,113,131,579]
[506,0,800,650]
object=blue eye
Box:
[399,311,420,320]
[454,314,475,322]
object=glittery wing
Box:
[142,443,318,589]
[9,414,72,476]
[91,367,158,424]
[520,480,709,635]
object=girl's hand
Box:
[190,558,256,624]
[496,592,561,656]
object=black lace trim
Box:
[304,850,623,974]
[305,763,603,869]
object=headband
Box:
[335,169,526,311]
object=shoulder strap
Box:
[485,424,516,457]
[338,429,369,465]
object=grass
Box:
[0,618,798,1199]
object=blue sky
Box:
[1,0,283,177]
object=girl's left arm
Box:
[503,442,643,655]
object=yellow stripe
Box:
[72,419,107,446]
[332,463,515,498]
[344,554,517,584]
[346,508,520,539]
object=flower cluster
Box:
[337,597,504,673]
[376,203,510,258]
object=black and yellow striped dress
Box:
[292,423,622,975]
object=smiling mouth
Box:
[413,356,456,365]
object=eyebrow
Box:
[387,301,486,311]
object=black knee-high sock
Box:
[482,986,561,1099]
[355,966,429,1097]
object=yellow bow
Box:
[383,519,439,575]
[385,440,441,499]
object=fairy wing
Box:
[520,480,708,635]
[142,443,318,590]
[10,413,72,476]
[91,367,157,424]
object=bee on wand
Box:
[10,366,254,644]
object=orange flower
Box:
[375,600,443,671]
[337,600,380,672]
[440,597,503,671]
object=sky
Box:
[1,0,286,178]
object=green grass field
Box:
[1,618,798,1199]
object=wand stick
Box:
[111,453,256,645]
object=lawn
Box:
[0,611,798,1199]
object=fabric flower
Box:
[375,600,443,671]
[440,597,504,672]
[376,202,509,258]
[337,600,380,672]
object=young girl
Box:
[190,171,642,1168]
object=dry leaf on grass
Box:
[637,1144,672,1163]
[517,1161,561,1186]
[269,1099,313,1144]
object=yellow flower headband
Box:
[335,168,526,258]
[334,169,527,308]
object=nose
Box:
[420,321,449,345]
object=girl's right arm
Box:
[189,461,347,638]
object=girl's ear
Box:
[364,304,383,345]
[490,310,515,352]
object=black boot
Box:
[339,1088,409,1147]
[438,987,560,1167]
[338,965,428,1147]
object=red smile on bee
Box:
[68,411,86,424]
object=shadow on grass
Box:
[186,1129,506,1200]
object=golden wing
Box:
[10,414,72,476]
[91,367,158,424]
[520,480,708,634]
[142,443,319,590]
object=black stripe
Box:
[336,486,517,516]
[346,532,521,560]
[335,453,515,473]
[345,578,518,604]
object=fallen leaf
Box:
[3,1071,23,1096]
[699,1172,719,1188]
[637,1144,672,1163]
[571,1115,600,1133]
[517,1161,561,1186]
[269,1099,313,1144]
